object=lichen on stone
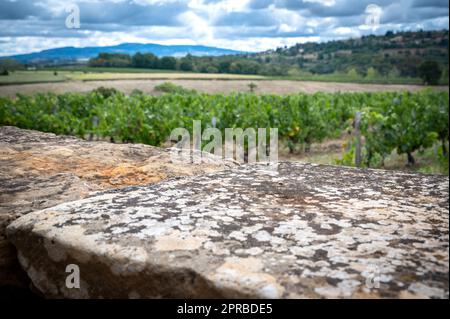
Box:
[6,162,449,298]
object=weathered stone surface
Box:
[6,163,449,298]
[0,126,236,289]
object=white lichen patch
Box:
[212,257,285,298]
[154,230,207,251]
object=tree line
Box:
[88,52,286,76]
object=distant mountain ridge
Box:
[1,43,246,64]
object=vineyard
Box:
[0,88,448,170]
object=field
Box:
[0,78,448,97]
[0,69,264,86]
[0,71,68,84]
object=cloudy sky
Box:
[0,0,448,56]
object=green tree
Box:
[159,57,177,70]
[132,52,145,68]
[205,65,219,73]
[89,53,132,67]
[131,53,159,69]
[218,61,231,73]
[388,67,400,78]
[366,67,378,79]
[179,55,194,71]
[347,68,358,78]
[418,61,442,85]
[248,82,257,93]
[132,52,159,68]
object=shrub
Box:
[91,87,120,98]
[154,82,196,94]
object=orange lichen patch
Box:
[98,164,166,187]
[11,152,167,188]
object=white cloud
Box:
[0,0,448,55]
[304,0,336,6]
[188,0,251,14]
[178,10,214,43]
[278,23,297,32]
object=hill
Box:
[260,29,449,78]
[0,43,245,65]
[83,30,449,82]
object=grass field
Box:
[273,73,428,85]
[0,71,68,84]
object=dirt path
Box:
[0,79,448,96]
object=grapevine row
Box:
[0,89,447,167]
